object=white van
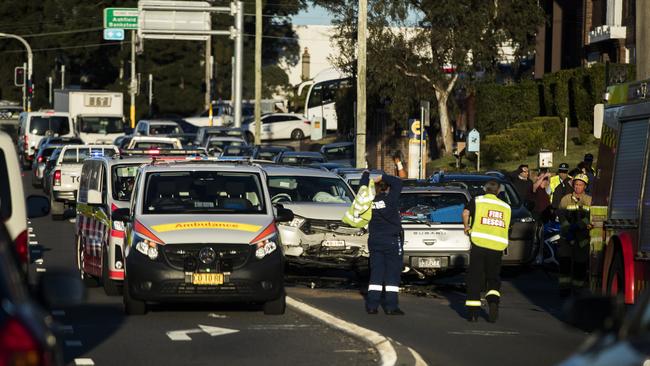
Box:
[17,111,74,169]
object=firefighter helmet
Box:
[573,173,589,185]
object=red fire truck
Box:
[590,79,650,304]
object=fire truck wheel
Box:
[607,250,625,297]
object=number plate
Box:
[322,240,346,248]
[192,273,224,285]
[417,257,443,268]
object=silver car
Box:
[400,186,471,277]
[262,165,369,269]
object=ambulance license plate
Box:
[192,273,224,285]
[418,257,442,268]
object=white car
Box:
[126,136,183,150]
[243,113,311,141]
[17,111,74,169]
[262,165,368,270]
[134,120,183,136]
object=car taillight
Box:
[0,318,41,366]
[53,170,61,186]
[303,120,311,125]
[14,230,28,264]
[37,156,43,163]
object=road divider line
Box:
[74,359,94,366]
[29,233,36,237]
[29,241,38,245]
[65,340,82,347]
[34,259,44,265]
[59,325,74,334]
[36,268,46,272]
[287,296,401,366]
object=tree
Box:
[319,0,544,155]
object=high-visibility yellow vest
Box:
[470,194,511,251]
[549,175,562,202]
[342,180,375,228]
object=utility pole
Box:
[205,38,211,110]
[48,77,53,106]
[233,0,244,128]
[148,73,153,112]
[61,65,65,89]
[355,0,367,169]
[637,0,650,80]
[21,62,26,111]
[254,0,262,145]
[130,31,137,129]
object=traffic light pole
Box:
[0,33,33,111]
[130,30,136,129]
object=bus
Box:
[298,68,352,132]
[590,79,650,305]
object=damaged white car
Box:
[262,165,369,269]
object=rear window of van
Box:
[29,116,70,136]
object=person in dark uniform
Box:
[360,171,404,315]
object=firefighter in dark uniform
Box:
[557,173,592,296]
[462,180,512,323]
[360,171,404,315]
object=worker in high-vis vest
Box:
[462,180,511,323]
[557,173,592,296]
[549,163,572,209]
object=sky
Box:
[292,5,333,26]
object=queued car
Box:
[263,165,368,270]
[252,145,294,161]
[115,161,293,315]
[431,172,537,265]
[242,113,312,141]
[274,151,326,166]
[126,136,183,150]
[114,135,133,150]
[219,145,255,160]
[17,111,74,169]
[194,126,248,147]
[42,148,62,196]
[400,186,471,276]
[31,144,62,188]
[134,120,184,136]
[320,142,354,167]
[34,136,84,157]
[204,136,248,156]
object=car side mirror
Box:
[26,195,50,218]
[275,205,294,222]
[112,208,131,222]
[563,295,624,333]
[87,189,103,205]
[37,269,85,309]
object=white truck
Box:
[54,90,125,144]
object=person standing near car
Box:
[359,170,405,315]
[550,163,573,209]
[462,180,511,323]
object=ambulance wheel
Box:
[123,278,147,315]
[263,289,286,315]
[102,251,122,296]
[607,250,625,297]
[76,235,98,287]
[50,197,64,220]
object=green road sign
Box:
[104,8,138,30]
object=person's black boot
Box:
[488,302,499,323]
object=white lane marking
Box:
[52,310,65,316]
[35,259,44,265]
[29,233,36,237]
[447,330,520,336]
[247,324,310,330]
[68,218,76,223]
[287,296,406,366]
[65,340,82,347]
[74,359,95,366]
[59,325,74,334]
[29,241,38,245]
[207,313,227,318]
[36,268,46,272]
[166,325,239,341]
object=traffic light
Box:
[26,80,33,99]
[14,67,25,87]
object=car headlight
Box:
[252,235,278,259]
[519,217,535,223]
[113,221,125,231]
[135,238,160,260]
[289,217,306,228]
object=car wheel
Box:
[290,129,304,141]
[76,235,98,287]
[102,249,122,296]
[263,289,286,315]
[607,250,625,297]
[123,277,147,315]
[50,197,64,220]
[245,132,255,144]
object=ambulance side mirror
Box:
[274,204,294,222]
[112,208,131,222]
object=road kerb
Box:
[287,296,420,366]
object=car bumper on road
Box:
[53,190,76,202]
[126,248,284,303]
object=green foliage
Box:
[475,79,540,134]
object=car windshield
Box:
[29,116,70,136]
[323,145,353,161]
[256,150,280,160]
[208,140,244,151]
[445,180,521,207]
[62,148,115,163]
[150,124,181,135]
[112,164,139,201]
[143,171,266,214]
[400,192,467,223]
[280,155,324,165]
[207,130,243,138]
[268,175,353,204]
[79,116,124,134]
[222,146,254,157]
[133,142,175,149]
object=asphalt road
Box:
[23,171,588,366]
